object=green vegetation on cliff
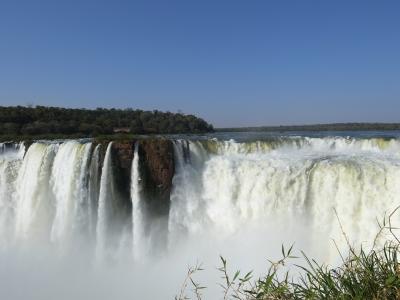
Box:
[0,106,214,139]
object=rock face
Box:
[138,139,175,217]
[95,138,175,217]
[111,141,135,200]
[23,141,33,151]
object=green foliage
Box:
[0,105,214,138]
[176,208,400,300]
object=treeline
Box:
[0,106,214,136]
[218,122,400,132]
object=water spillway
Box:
[0,135,400,262]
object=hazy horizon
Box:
[1,0,400,127]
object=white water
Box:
[50,142,92,246]
[96,142,132,261]
[15,143,57,242]
[0,143,24,245]
[131,142,145,261]
[169,137,400,262]
[1,136,400,298]
[1,137,400,258]
[88,144,101,238]
[96,142,115,260]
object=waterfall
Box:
[169,137,400,261]
[88,144,101,238]
[50,141,92,247]
[95,142,131,260]
[96,142,114,259]
[0,142,25,158]
[0,148,22,245]
[15,143,58,242]
[0,136,400,264]
[168,140,208,246]
[131,142,144,260]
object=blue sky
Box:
[0,0,399,127]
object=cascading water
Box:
[15,143,58,242]
[131,142,144,261]
[0,143,24,245]
[168,140,209,246]
[96,142,132,261]
[0,142,25,157]
[0,135,399,265]
[50,141,93,248]
[96,142,115,260]
[169,137,400,262]
[88,144,101,238]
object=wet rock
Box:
[111,141,135,189]
[93,138,175,217]
[22,141,33,154]
[138,139,175,217]
[92,140,135,214]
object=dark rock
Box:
[22,141,33,154]
[93,138,175,218]
[111,141,135,194]
[138,139,175,217]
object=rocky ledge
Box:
[96,138,175,217]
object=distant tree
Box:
[130,119,144,134]
[0,105,214,137]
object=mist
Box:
[0,217,333,300]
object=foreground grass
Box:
[177,211,400,299]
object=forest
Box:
[0,106,214,138]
